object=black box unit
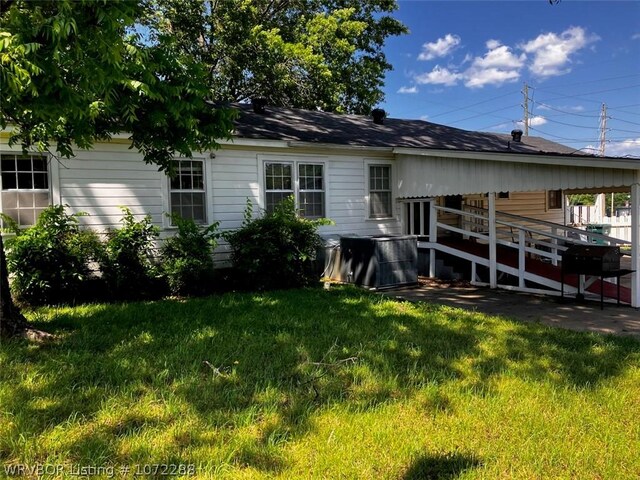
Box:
[561,245,620,275]
[340,235,418,289]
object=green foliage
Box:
[146,0,407,114]
[0,0,236,172]
[161,214,219,296]
[4,205,103,306]
[101,207,160,300]
[225,196,329,290]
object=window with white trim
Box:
[264,161,325,218]
[169,159,206,223]
[1,153,50,226]
[368,164,392,219]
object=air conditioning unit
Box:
[340,235,418,289]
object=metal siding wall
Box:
[397,154,637,197]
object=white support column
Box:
[489,192,497,288]
[518,229,525,288]
[631,183,640,307]
[429,200,438,278]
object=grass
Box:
[1,285,639,479]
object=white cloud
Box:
[418,34,461,61]
[485,39,502,50]
[463,42,525,88]
[419,115,429,121]
[632,33,640,40]
[515,116,547,128]
[415,66,463,86]
[603,138,640,157]
[520,26,599,78]
[397,85,419,94]
[465,68,521,88]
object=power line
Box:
[610,117,640,127]
[532,73,640,91]
[534,84,640,105]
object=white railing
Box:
[401,199,630,297]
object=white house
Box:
[2,102,639,306]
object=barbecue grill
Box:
[560,245,632,309]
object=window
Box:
[548,190,562,210]
[368,164,392,219]
[1,153,50,226]
[498,191,510,199]
[170,159,206,223]
[264,161,325,218]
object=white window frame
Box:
[259,156,327,219]
[0,152,51,227]
[167,157,208,226]
[365,159,395,220]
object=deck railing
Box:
[401,199,630,296]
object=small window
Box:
[264,161,325,218]
[498,191,510,199]
[444,195,462,209]
[548,190,562,209]
[1,153,50,226]
[170,159,206,223]
[369,164,392,219]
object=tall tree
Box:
[0,0,236,337]
[146,0,407,114]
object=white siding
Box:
[210,148,403,264]
[55,143,166,229]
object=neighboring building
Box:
[2,102,639,305]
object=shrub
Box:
[162,214,219,296]
[4,205,103,306]
[101,207,161,300]
[225,197,330,291]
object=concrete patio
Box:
[383,278,640,339]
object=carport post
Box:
[631,183,640,308]
[489,192,497,288]
[429,199,437,278]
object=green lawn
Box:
[1,286,639,479]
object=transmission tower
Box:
[598,103,608,157]
[522,83,529,136]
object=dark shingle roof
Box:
[231,103,581,156]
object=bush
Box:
[101,207,161,300]
[162,214,219,296]
[4,205,103,306]
[225,197,329,291]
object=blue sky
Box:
[380,0,640,157]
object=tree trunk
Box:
[0,234,55,341]
[0,233,28,338]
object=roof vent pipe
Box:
[252,97,267,114]
[372,108,386,125]
[511,129,523,142]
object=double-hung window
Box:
[368,164,392,219]
[264,161,325,218]
[169,159,206,223]
[1,153,50,226]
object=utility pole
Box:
[599,103,608,157]
[522,83,529,136]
